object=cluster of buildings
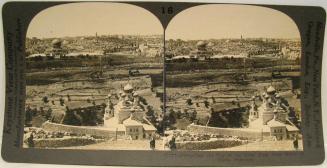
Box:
[248,86,299,140]
[103,84,156,140]
[166,38,301,61]
[26,34,163,60]
[26,84,157,140]
[26,85,300,141]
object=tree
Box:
[176,110,182,119]
[59,97,65,106]
[189,110,197,122]
[186,98,193,106]
[146,106,155,117]
[168,109,177,124]
[42,96,49,103]
[204,99,210,108]
[211,96,216,103]
[139,96,148,105]
[45,108,52,120]
[63,110,82,126]
[146,106,156,124]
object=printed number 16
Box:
[162,7,173,14]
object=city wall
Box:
[187,124,265,140]
[176,139,247,150]
[42,121,125,139]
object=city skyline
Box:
[27,2,163,38]
[166,4,300,40]
[27,3,300,40]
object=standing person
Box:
[293,137,299,150]
[27,132,35,148]
[169,137,177,150]
[162,136,168,150]
[150,136,156,150]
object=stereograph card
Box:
[0,1,326,166]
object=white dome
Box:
[196,41,207,47]
[123,84,133,91]
[51,39,61,45]
[207,42,214,47]
[267,86,276,93]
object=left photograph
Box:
[23,2,164,150]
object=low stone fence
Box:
[176,139,246,150]
[187,124,263,140]
[33,137,98,148]
[42,121,124,139]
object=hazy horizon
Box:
[27,33,163,40]
[27,3,300,40]
[166,4,300,40]
[27,2,163,38]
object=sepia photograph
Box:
[22,3,303,151]
[23,2,165,150]
[164,4,302,151]
[2,0,326,166]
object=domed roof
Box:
[123,84,133,91]
[196,41,207,47]
[267,86,276,93]
[207,42,214,47]
[51,39,61,45]
[133,92,138,97]
[62,40,69,45]
[123,115,142,126]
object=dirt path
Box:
[60,139,166,150]
[207,140,303,151]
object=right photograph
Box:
[164,4,302,151]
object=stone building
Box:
[190,41,213,60]
[46,39,68,58]
[248,86,299,140]
[103,84,156,140]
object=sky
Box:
[166,4,300,40]
[27,2,163,38]
[27,3,300,40]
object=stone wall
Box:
[53,76,152,91]
[42,121,124,139]
[33,137,98,148]
[187,124,263,140]
[176,139,246,150]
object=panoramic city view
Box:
[164,5,302,151]
[24,3,165,150]
[23,3,302,151]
